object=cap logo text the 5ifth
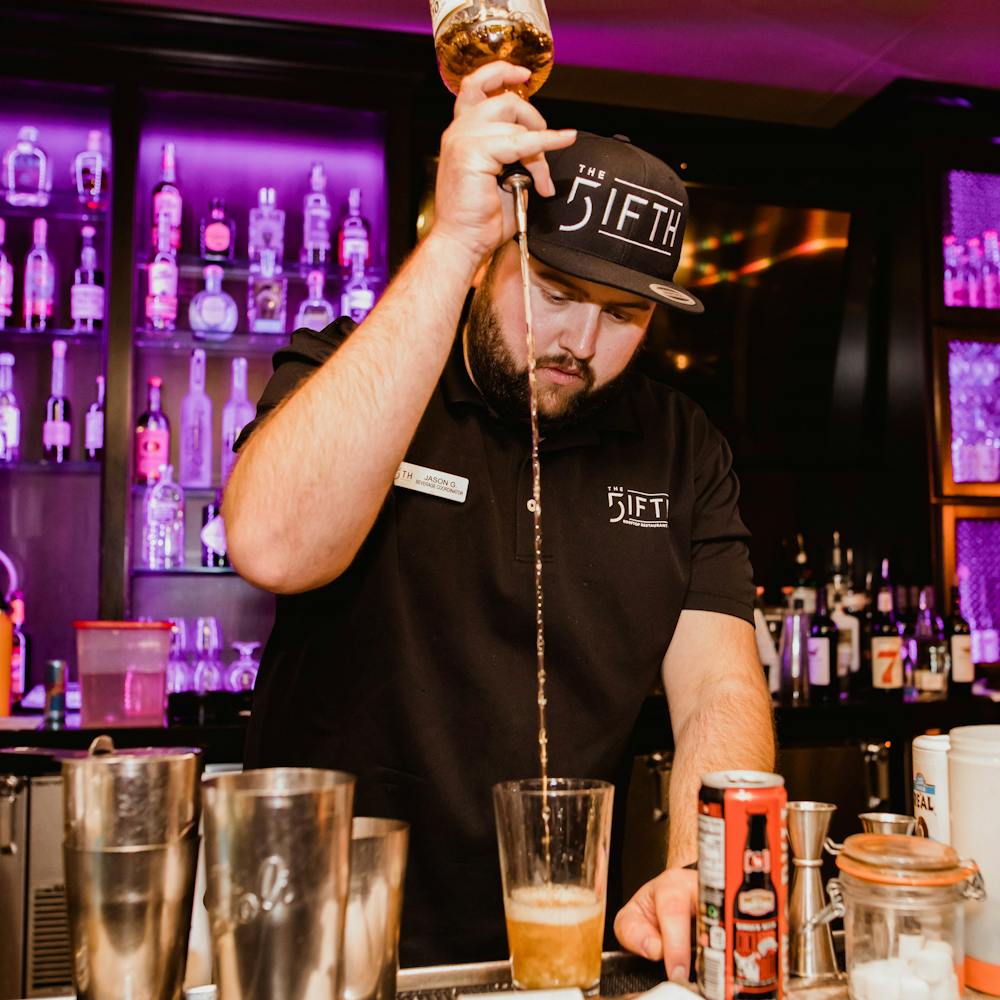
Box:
[559,162,684,257]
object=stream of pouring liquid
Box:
[510,178,552,871]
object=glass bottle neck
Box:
[0,364,12,394]
[148,386,162,412]
[51,357,65,397]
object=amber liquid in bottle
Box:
[435,17,554,96]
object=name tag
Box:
[394,460,468,503]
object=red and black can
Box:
[697,771,788,1000]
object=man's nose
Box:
[557,304,601,361]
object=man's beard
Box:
[465,275,637,433]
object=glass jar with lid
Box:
[810,833,985,1000]
[430,0,553,97]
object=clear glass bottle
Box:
[0,219,13,329]
[910,586,948,700]
[295,269,336,332]
[220,356,255,483]
[4,126,52,207]
[73,129,109,211]
[199,196,235,261]
[142,463,185,570]
[248,186,285,271]
[301,162,331,268]
[227,641,260,692]
[150,141,182,252]
[135,375,170,484]
[431,0,553,97]
[247,248,286,334]
[146,212,178,332]
[338,187,370,269]
[201,490,228,567]
[179,348,213,489]
[43,339,71,463]
[85,374,105,461]
[0,352,20,463]
[71,224,104,333]
[341,250,375,324]
[23,218,55,331]
[190,264,238,339]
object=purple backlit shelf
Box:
[134,328,286,355]
[948,340,1000,483]
[956,518,1000,663]
[132,567,236,577]
[0,328,104,347]
[0,190,107,224]
[0,460,100,475]
[942,170,1000,312]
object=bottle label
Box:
[0,405,20,452]
[871,636,903,689]
[204,221,231,254]
[136,427,169,480]
[343,288,375,320]
[430,0,470,34]
[915,669,947,693]
[734,915,779,991]
[149,260,178,298]
[0,260,12,316]
[71,283,105,321]
[340,233,369,267]
[304,207,331,249]
[198,295,229,329]
[807,637,831,686]
[153,189,182,228]
[951,634,975,683]
[43,420,71,448]
[85,410,104,451]
[200,513,228,558]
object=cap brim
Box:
[527,238,705,315]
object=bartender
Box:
[225,61,774,977]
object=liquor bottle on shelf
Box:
[4,126,51,208]
[199,197,235,261]
[826,530,845,606]
[338,187,370,270]
[983,231,1000,310]
[943,236,967,308]
[910,586,948,701]
[966,238,984,309]
[179,348,213,489]
[190,264,238,339]
[808,585,839,705]
[85,374,104,461]
[295,269,335,332]
[135,375,170,484]
[72,130,109,211]
[247,248,286,334]
[870,558,903,700]
[788,532,816,613]
[248,186,285,271]
[146,212,178,333]
[341,250,375,324]
[151,141,182,252]
[201,490,228,568]
[831,557,861,692]
[221,355,254,483]
[0,352,20,463]
[301,162,331,268]
[70,224,104,333]
[945,585,974,697]
[0,219,13,329]
[23,218,55,331]
[142,463,184,570]
[42,339,71,463]
[9,591,26,705]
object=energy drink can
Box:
[697,770,788,1000]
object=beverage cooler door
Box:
[940,506,1000,669]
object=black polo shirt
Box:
[236,317,754,967]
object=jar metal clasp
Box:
[961,861,987,902]
[803,877,845,932]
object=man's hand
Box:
[614,867,698,981]
[432,60,577,263]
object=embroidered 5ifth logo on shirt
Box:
[608,487,669,527]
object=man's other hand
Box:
[613,867,698,981]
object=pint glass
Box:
[493,778,613,995]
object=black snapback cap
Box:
[526,132,703,313]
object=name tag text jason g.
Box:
[394,461,468,503]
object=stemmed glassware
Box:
[227,641,261,692]
[193,615,224,693]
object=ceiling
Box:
[104,0,1000,126]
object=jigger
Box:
[788,801,840,982]
[859,812,917,835]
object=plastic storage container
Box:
[950,725,1000,995]
[73,620,172,727]
[813,833,984,1000]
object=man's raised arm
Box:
[223,62,576,594]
